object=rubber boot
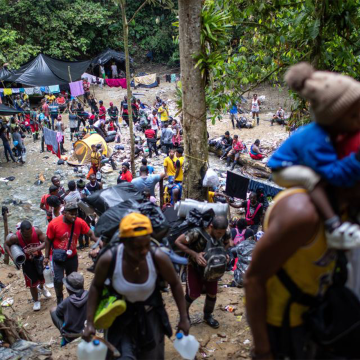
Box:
[54,283,64,305]
[204,296,219,328]
[185,294,194,321]
[257,116,260,126]
[231,161,236,170]
[33,134,36,143]
[226,156,231,167]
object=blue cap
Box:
[176,332,183,340]
[93,339,100,346]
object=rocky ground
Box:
[0,75,290,359]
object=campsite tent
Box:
[0,67,13,81]
[0,103,23,116]
[90,49,132,77]
[3,54,91,86]
[67,134,111,166]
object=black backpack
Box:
[277,251,360,359]
[198,228,227,282]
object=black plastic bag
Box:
[84,183,144,215]
[139,202,170,241]
[95,199,140,239]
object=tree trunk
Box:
[3,208,9,264]
[178,0,208,200]
[120,0,135,177]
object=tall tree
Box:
[178,0,208,200]
[114,0,174,176]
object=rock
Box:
[217,332,227,338]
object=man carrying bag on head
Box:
[44,202,97,304]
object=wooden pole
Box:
[2,206,9,264]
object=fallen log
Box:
[0,309,32,345]
[209,145,271,174]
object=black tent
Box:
[3,54,91,86]
[0,67,13,81]
[91,48,131,66]
[90,49,132,77]
[0,103,23,115]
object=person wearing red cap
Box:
[55,115,66,155]
[107,102,119,128]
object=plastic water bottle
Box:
[43,266,54,288]
[173,333,199,360]
[77,339,107,360]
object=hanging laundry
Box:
[19,88,25,93]
[171,74,177,83]
[44,127,60,158]
[4,89,12,96]
[11,88,20,94]
[33,87,42,94]
[69,80,85,97]
[49,85,60,93]
[40,86,46,93]
[24,88,35,95]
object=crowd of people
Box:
[1,62,360,360]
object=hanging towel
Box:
[69,81,85,97]
[19,88,25,93]
[105,78,127,88]
[49,85,60,94]
[134,74,157,86]
[44,127,60,158]
[4,89,12,96]
[225,171,249,199]
[171,74,177,83]
[40,86,46,93]
[33,87,42,94]
[0,89,4,93]
[24,88,35,95]
[11,88,20,94]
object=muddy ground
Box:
[0,72,291,359]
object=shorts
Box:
[272,166,320,192]
[250,153,264,160]
[22,259,45,288]
[186,263,218,299]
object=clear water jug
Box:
[43,266,54,288]
[77,339,107,360]
[173,333,199,360]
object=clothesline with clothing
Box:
[0,79,89,98]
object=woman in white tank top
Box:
[251,93,261,126]
[83,213,189,360]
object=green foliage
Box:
[199,0,360,123]
[0,0,177,67]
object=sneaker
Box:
[38,285,52,299]
[33,301,41,311]
[326,222,360,250]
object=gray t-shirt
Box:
[12,132,23,148]
[131,175,161,196]
[161,128,173,145]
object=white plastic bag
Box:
[203,168,219,188]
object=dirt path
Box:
[0,78,291,359]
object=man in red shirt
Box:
[144,124,158,157]
[44,202,97,304]
[226,134,245,170]
[40,185,59,223]
[117,162,133,183]
[42,99,50,118]
[98,100,106,120]
[5,220,51,311]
